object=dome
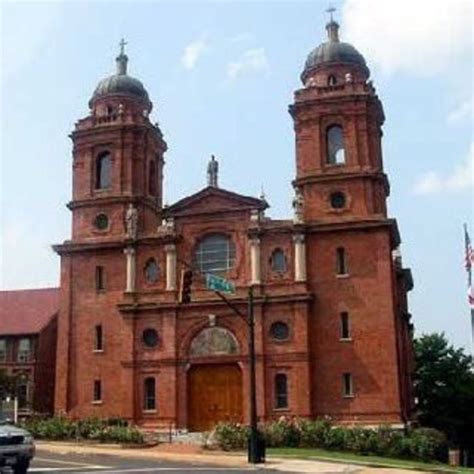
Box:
[92,73,149,101]
[302,20,368,81]
[90,49,149,103]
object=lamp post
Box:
[247,285,259,463]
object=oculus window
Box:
[143,329,159,348]
[330,192,346,209]
[94,213,109,230]
[194,234,236,274]
[270,322,289,341]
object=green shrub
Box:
[263,418,301,448]
[298,419,331,448]
[407,428,448,462]
[20,416,143,444]
[214,422,249,451]
[346,427,379,455]
[200,418,449,464]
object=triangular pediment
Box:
[165,186,267,217]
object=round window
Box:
[143,329,159,348]
[330,192,346,209]
[94,213,109,230]
[270,322,289,341]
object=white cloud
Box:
[414,143,474,195]
[342,0,472,75]
[181,35,208,70]
[225,48,268,82]
[448,99,473,123]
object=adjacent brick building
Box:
[0,288,59,415]
[52,20,414,430]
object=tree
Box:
[414,333,474,458]
[0,370,20,400]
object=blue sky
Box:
[0,1,472,350]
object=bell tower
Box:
[290,18,388,223]
[69,41,167,241]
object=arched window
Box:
[94,324,103,351]
[144,258,159,284]
[144,377,156,410]
[340,312,350,339]
[336,247,347,275]
[275,373,288,409]
[194,234,236,273]
[328,75,337,86]
[96,152,112,189]
[17,338,31,363]
[148,160,157,195]
[270,249,287,273]
[326,125,345,165]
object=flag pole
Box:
[464,223,474,348]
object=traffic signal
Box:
[179,269,193,304]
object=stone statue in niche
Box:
[292,187,304,224]
[189,327,239,357]
[125,203,138,239]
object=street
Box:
[1,449,287,474]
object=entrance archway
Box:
[187,363,242,431]
[186,326,243,431]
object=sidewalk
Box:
[36,441,424,473]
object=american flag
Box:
[465,227,473,273]
[465,225,474,309]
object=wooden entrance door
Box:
[187,363,243,431]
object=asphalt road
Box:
[1,449,290,474]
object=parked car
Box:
[0,414,35,473]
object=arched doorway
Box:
[187,326,243,431]
[188,363,242,431]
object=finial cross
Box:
[119,38,127,55]
[326,6,336,22]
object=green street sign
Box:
[206,273,235,294]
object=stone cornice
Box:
[67,195,160,212]
[120,352,310,368]
[52,233,179,255]
[117,292,313,316]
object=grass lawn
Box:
[267,447,474,473]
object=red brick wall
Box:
[54,56,413,428]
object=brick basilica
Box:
[52,19,414,431]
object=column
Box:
[293,234,307,282]
[124,247,136,292]
[165,244,177,291]
[249,237,261,285]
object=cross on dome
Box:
[116,38,129,75]
[326,6,336,22]
[119,38,127,56]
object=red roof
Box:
[0,288,59,336]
